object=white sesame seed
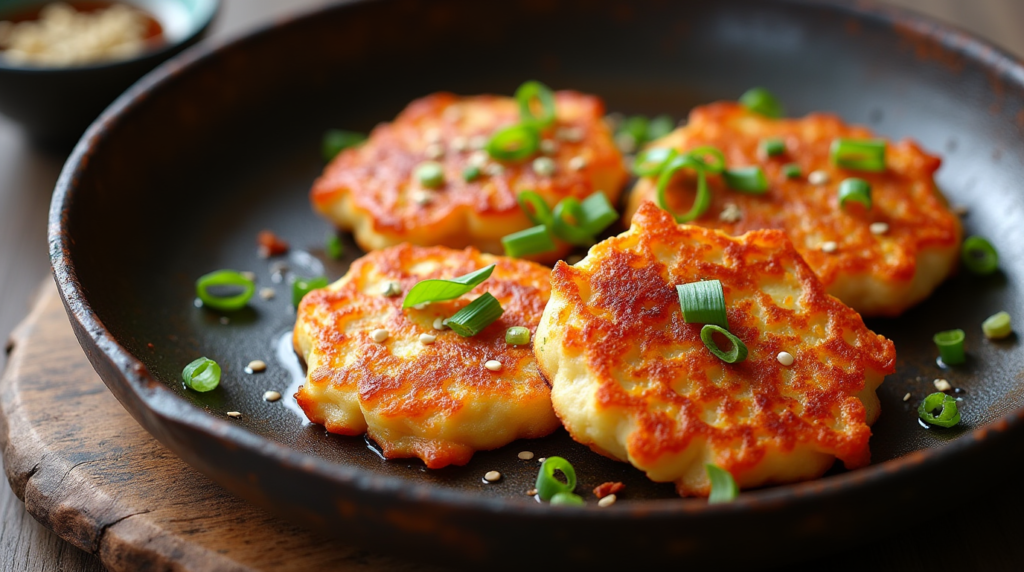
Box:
[820,241,838,253]
[484,163,505,177]
[808,170,830,185]
[518,450,535,460]
[442,318,449,326]
[777,352,794,366]
[485,360,502,371]
[413,303,429,310]
[246,360,267,373]
[227,411,241,418]
[470,135,488,150]
[903,392,912,402]
[540,139,558,155]
[556,127,584,142]
[532,156,556,177]
[259,287,276,300]
[484,470,502,482]
[598,494,617,507]
[469,150,489,166]
[719,203,742,223]
[451,136,469,152]
[527,488,538,496]
[425,143,445,159]
[240,271,257,282]
[424,127,442,143]
[869,222,889,235]
[219,317,230,325]
[263,390,282,402]
[433,317,446,330]
[371,329,390,343]
[537,457,546,463]
[934,379,952,392]
[568,156,587,171]
[419,333,437,345]
[380,281,402,297]
[412,190,434,205]
[614,132,637,154]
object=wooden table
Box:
[2,1,1023,570]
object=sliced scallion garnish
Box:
[414,161,445,188]
[933,329,966,365]
[700,324,748,364]
[782,163,802,179]
[759,137,785,157]
[647,114,675,141]
[656,153,712,223]
[686,145,726,174]
[550,492,585,506]
[402,264,495,309]
[195,270,256,311]
[723,166,769,194]
[182,357,221,392]
[633,148,677,177]
[516,80,557,130]
[830,138,886,172]
[322,129,366,161]
[961,235,999,275]
[326,233,344,260]
[516,191,553,226]
[739,87,784,118]
[982,311,1012,339]
[918,392,961,428]
[506,326,531,346]
[838,177,872,210]
[463,165,481,182]
[292,276,329,307]
[502,225,556,258]
[446,293,503,337]
[551,197,596,246]
[677,280,728,328]
[487,124,539,161]
[578,192,618,236]
[706,464,738,503]
[535,456,577,501]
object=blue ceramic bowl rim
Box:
[47,0,1024,520]
[0,0,220,73]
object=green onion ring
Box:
[838,178,872,210]
[656,154,712,223]
[961,235,999,275]
[195,269,256,311]
[677,280,729,328]
[830,138,887,172]
[739,87,784,119]
[933,329,966,365]
[633,147,678,177]
[182,357,221,392]
[706,464,739,503]
[552,197,596,246]
[502,225,556,258]
[549,492,585,506]
[686,145,726,174]
[535,456,577,501]
[446,293,504,337]
[516,80,557,130]
[516,191,554,226]
[487,124,540,161]
[723,166,769,194]
[918,392,961,428]
[577,192,619,237]
[292,276,329,307]
[982,311,1012,339]
[700,324,748,364]
[505,326,531,346]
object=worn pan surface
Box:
[49,0,1024,568]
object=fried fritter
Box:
[626,102,962,316]
[535,202,896,497]
[311,91,628,262]
[294,244,559,469]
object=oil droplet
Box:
[275,329,311,425]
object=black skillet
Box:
[49,0,1024,568]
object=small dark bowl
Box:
[0,0,218,147]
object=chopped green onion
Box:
[325,234,344,260]
[918,392,961,428]
[506,326,531,346]
[830,138,886,172]
[686,145,726,174]
[463,165,481,182]
[578,192,618,236]
[782,163,802,179]
[502,225,556,258]
[759,137,785,157]
[982,311,1012,339]
[292,276,329,307]
[550,492,585,506]
[838,178,872,210]
[961,236,999,275]
[535,456,577,501]
[446,293,504,337]
[739,87,784,118]
[516,191,553,226]
[552,197,596,246]
[933,329,966,365]
[700,324,748,364]
[633,148,677,177]
[414,161,445,188]
[647,114,675,141]
[723,166,769,194]
[487,124,539,161]
[706,464,738,503]
[195,270,256,311]
[621,116,649,146]
[322,129,365,161]
[516,81,557,130]
[402,265,495,309]
[677,280,728,328]
[656,153,712,223]
[182,357,221,392]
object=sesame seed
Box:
[614,132,637,154]
[469,135,488,150]
[537,457,546,463]
[903,393,911,402]
[433,317,446,330]
[484,470,502,482]
[568,156,587,171]
[820,241,838,253]
[719,203,742,223]
[425,143,445,159]
[532,156,556,177]
[227,411,241,418]
[259,287,276,300]
[413,303,428,310]
[371,329,390,343]
[808,170,830,185]
[469,150,489,166]
[263,390,282,402]
[424,128,442,143]
[219,317,230,325]
[518,451,535,460]
[246,360,267,373]
[556,127,584,142]
[412,190,434,205]
[777,352,794,366]
[540,139,558,155]
[527,488,538,496]
[934,379,952,392]
[485,360,502,371]
[380,281,402,297]
[869,222,889,235]
[484,163,505,176]
[240,271,256,282]
[419,333,437,345]
[598,494,617,507]
[451,136,469,152]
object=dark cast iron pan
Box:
[48,0,1024,568]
